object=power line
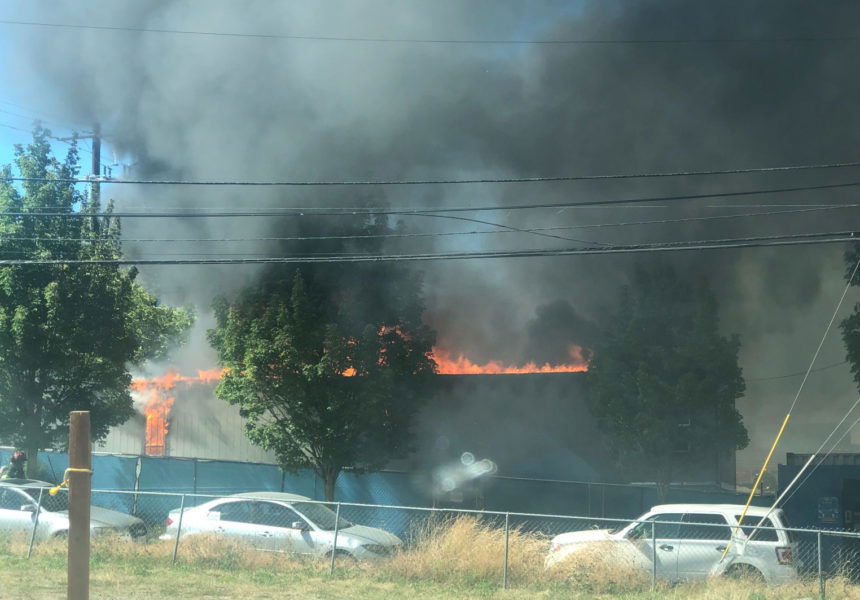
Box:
[0,99,90,129]
[1,19,859,45]
[4,181,860,217]
[746,360,848,382]
[5,163,860,188]
[0,122,97,157]
[0,230,855,266]
[5,204,852,245]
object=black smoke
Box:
[4,0,860,472]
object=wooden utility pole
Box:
[89,123,101,235]
[91,122,101,206]
[68,411,92,600]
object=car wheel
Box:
[129,523,148,540]
[325,549,355,563]
[725,563,764,582]
[52,531,68,540]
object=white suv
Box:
[546,503,797,585]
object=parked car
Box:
[546,503,797,585]
[159,491,402,559]
[0,478,147,542]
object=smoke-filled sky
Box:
[2,0,860,475]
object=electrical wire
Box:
[0,230,856,266]
[741,397,860,543]
[2,19,860,45]
[746,360,848,383]
[5,164,860,188]
[0,99,90,129]
[780,402,860,507]
[724,256,860,558]
[5,204,853,245]
[5,182,860,218]
[0,121,97,157]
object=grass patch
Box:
[0,520,853,599]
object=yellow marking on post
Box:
[48,467,93,496]
[720,412,791,561]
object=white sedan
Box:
[160,491,402,560]
[0,479,147,542]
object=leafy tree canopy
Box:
[0,126,193,469]
[208,262,436,501]
[586,262,748,500]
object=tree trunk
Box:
[323,468,340,502]
[656,480,671,504]
[25,446,39,479]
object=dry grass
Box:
[379,515,546,585]
[2,522,860,599]
[545,541,653,594]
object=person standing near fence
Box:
[3,451,27,479]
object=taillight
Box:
[776,546,793,565]
[166,517,174,527]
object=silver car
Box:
[546,503,797,585]
[160,491,402,559]
[0,479,147,542]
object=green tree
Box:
[208,266,436,501]
[841,245,860,388]
[586,263,748,501]
[0,126,193,474]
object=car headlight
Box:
[361,544,395,556]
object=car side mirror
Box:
[20,504,35,513]
[291,520,309,531]
[206,511,221,521]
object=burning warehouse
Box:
[99,354,736,491]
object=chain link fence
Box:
[2,483,860,597]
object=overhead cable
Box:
[746,360,848,382]
[1,19,859,46]
[4,182,860,218]
[724,256,860,560]
[6,204,854,245]
[4,163,860,188]
[0,230,856,266]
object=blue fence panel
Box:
[282,470,318,499]
[195,460,282,495]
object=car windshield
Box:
[292,502,352,531]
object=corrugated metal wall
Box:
[98,382,276,463]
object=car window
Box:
[776,511,796,543]
[734,515,779,542]
[291,502,352,531]
[626,513,684,540]
[680,513,731,540]
[217,501,252,523]
[0,488,28,510]
[253,502,302,528]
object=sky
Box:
[2,1,860,479]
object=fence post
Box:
[818,530,825,600]
[329,503,341,576]
[171,494,187,565]
[650,520,657,591]
[502,513,510,589]
[586,484,591,517]
[27,487,44,559]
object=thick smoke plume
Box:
[4,0,860,472]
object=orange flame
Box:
[131,368,227,455]
[130,345,587,454]
[430,345,589,375]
